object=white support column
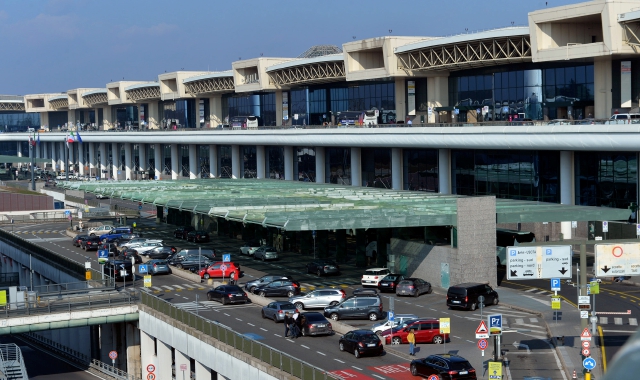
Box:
[194,361,211,379]
[156,340,172,380]
[350,147,362,187]
[148,102,160,129]
[154,144,162,180]
[315,147,325,183]
[99,143,107,179]
[275,90,283,126]
[16,142,22,168]
[284,146,294,181]
[170,144,179,180]
[78,143,85,176]
[43,141,49,170]
[438,148,451,194]
[138,144,146,177]
[58,142,65,173]
[256,145,266,179]
[125,322,141,377]
[209,145,218,178]
[391,148,403,190]
[560,151,574,239]
[50,142,56,171]
[231,145,240,179]
[89,143,95,177]
[188,144,197,179]
[208,95,223,127]
[594,57,612,119]
[124,143,132,180]
[174,349,190,380]
[111,142,118,180]
[140,331,155,380]
[395,77,406,123]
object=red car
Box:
[198,262,240,280]
[381,318,448,345]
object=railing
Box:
[0,212,71,224]
[0,343,27,379]
[0,291,138,318]
[141,292,340,380]
[34,279,114,295]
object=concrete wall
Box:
[390,238,453,288]
[0,240,81,285]
[0,193,53,212]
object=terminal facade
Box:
[1,0,639,234]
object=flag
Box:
[75,129,83,143]
[28,133,35,147]
[68,131,75,143]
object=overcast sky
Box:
[1,0,580,95]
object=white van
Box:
[606,113,640,124]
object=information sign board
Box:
[595,243,640,277]
[98,250,108,264]
[439,318,450,334]
[488,361,502,379]
[144,275,152,287]
[488,314,502,336]
[551,297,561,310]
[506,246,571,280]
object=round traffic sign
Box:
[477,338,488,350]
[582,340,590,349]
[109,350,118,360]
[147,374,156,380]
[146,364,156,373]
[220,264,228,271]
[428,375,440,380]
[583,348,591,357]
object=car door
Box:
[415,279,425,295]
[266,281,281,297]
[485,285,496,303]
[265,302,275,319]
[343,332,354,351]
[338,299,357,319]
[317,291,333,307]
[304,291,320,307]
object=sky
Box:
[0,0,581,95]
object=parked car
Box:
[446,283,499,311]
[88,225,114,236]
[361,268,390,287]
[101,227,134,243]
[132,241,164,256]
[377,274,406,292]
[306,259,340,276]
[171,249,215,261]
[289,289,346,310]
[198,262,240,280]
[371,314,419,335]
[103,260,134,280]
[170,254,212,272]
[381,318,448,345]
[261,301,297,322]
[240,241,261,256]
[324,295,383,321]
[113,233,141,246]
[300,312,333,336]
[95,194,109,199]
[244,275,295,293]
[338,330,384,358]
[253,280,301,298]
[121,250,142,264]
[410,354,477,379]
[119,237,151,249]
[81,236,102,251]
[146,246,176,260]
[396,278,432,297]
[173,226,195,239]
[146,259,171,275]
[206,284,248,305]
[253,246,278,261]
[186,230,210,243]
[352,288,379,296]
[73,234,89,247]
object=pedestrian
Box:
[291,310,301,338]
[296,312,305,336]
[284,312,292,338]
[407,328,416,356]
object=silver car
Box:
[254,246,278,261]
[289,289,346,310]
[396,278,432,297]
[147,260,171,276]
[261,301,297,322]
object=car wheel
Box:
[470,302,477,311]
[329,301,339,306]
[259,291,266,297]
[90,233,95,236]
[494,297,499,306]
[368,313,379,321]
[222,297,228,305]
[392,337,401,345]
[207,294,212,301]
[339,342,344,351]
[433,335,444,344]
[203,274,210,280]
[317,269,322,277]
[176,264,183,269]
[354,349,360,359]
[262,256,265,262]
[287,291,295,297]
[330,313,339,321]
[427,287,433,294]
[410,364,418,376]
[414,290,419,298]
[375,330,382,336]
[261,311,266,319]
[230,272,236,280]
[302,328,307,336]
[250,286,256,293]
[295,302,304,310]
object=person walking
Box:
[284,312,292,338]
[407,328,416,356]
[291,310,301,338]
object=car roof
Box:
[350,329,377,334]
[450,282,487,288]
[365,268,388,271]
[428,354,469,362]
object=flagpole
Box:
[30,137,35,191]
[65,135,69,181]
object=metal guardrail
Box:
[1,291,138,318]
[34,279,114,294]
[0,343,27,380]
[141,292,340,380]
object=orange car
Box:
[198,262,240,280]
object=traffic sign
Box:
[180,364,187,371]
[220,264,228,272]
[388,311,395,322]
[109,350,118,360]
[138,205,142,210]
[146,364,156,372]
[147,374,156,380]
[581,328,592,341]
[427,375,439,380]
[551,278,561,291]
[488,314,502,336]
[583,348,591,356]
[582,340,590,349]
[475,320,489,339]
[506,246,572,280]
[595,243,640,277]
[583,357,596,370]
[98,249,108,264]
[139,264,148,274]
[477,338,488,350]
[580,311,589,319]
[602,221,609,233]
[590,281,600,294]
[439,318,450,334]
[222,254,230,262]
[551,297,561,310]
[488,361,502,379]
[578,296,591,311]
[144,275,152,287]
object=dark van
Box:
[446,283,499,311]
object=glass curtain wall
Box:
[199,145,210,178]
[331,82,396,124]
[161,99,196,129]
[267,147,284,179]
[361,148,391,188]
[163,144,171,175]
[0,112,40,131]
[148,145,155,175]
[403,149,439,192]
[112,105,139,129]
[218,145,232,178]
[451,149,560,203]
[543,65,594,119]
[575,152,637,208]
[180,145,189,177]
[242,146,257,178]
[326,148,351,185]
[225,93,276,126]
[295,147,316,181]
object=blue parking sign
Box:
[488,314,502,336]
[138,264,148,274]
[222,254,230,262]
[388,311,395,322]
[551,278,561,291]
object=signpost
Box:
[478,338,488,356]
[222,254,230,263]
[488,361,502,379]
[440,317,450,352]
[583,357,596,370]
[595,242,640,277]
[476,321,489,339]
[139,264,148,274]
[551,278,561,292]
[506,246,572,280]
[109,350,118,367]
[220,263,227,283]
[144,275,152,288]
[489,314,503,360]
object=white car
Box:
[132,241,165,255]
[239,241,262,256]
[361,268,391,287]
[371,314,419,335]
[120,238,156,249]
[96,194,109,199]
[88,225,114,236]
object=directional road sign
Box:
[506,246,572,280]
[583,357,596,370]
[551,278,561,291]
[222,254,230,263]
[595,243,640,277]
[138,264,148,274]
[477,338,488,350]
[476,320,489,339]
[488,314,502,336]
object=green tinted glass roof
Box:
[59,179,630,231]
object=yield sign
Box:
[476,320,489,339]
[581,328,592,341]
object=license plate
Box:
[459,371,468,375]
[367,343,375,347]
[382,284,388,286]
[235,293,244,296]
[402,290,406,293]
[452,300,460,304]
[317,324,326,328]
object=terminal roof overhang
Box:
[59,179,629,231]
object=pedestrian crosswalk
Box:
[524,288,551,295]
[599,317,638,326]
[13,230,67,234]
[173,300,255,312]
[141,283,206,293]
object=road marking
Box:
[334,359,345,363]
[317,351,326,356]
[247,323,255,326]
[372,375,385,380]
[236,318,242,321]
[466,340,474,343]
[352,366,362,370]
[224,313,230,316]
[602,329,639,333]
[301,345,310,349]
[274,334,282,337]
[260,328,268,331]
[286,339,295,343]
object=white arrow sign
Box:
[512,341,530,353]
[595,243,640,277]
[506,246,572,280]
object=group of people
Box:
[284,310,304,339]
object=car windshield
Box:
[448,288,466,296]
[398,280,413,286]
[382,275,397,281]
[357,332,378,340]
[280,303,296,310]
[365,269,387,275]
[154,261,167,265]
[449,361,473,370]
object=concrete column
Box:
[43,141,48,167]
[50,142,56,171]
[148,102,160,129]
[154,144,162,180]
[99,323,114,364]
[16,142,22,169]
[256,145,266,178]
[394,77,406,123]
[391,148,402,190]
[209,145,218,178]
[89,143,95,177]
[560,151,574,239]
[427,76,449,123]
[40,111,50,130]
[284,146,294,181]
[170,144,179,180]
[156,340,172,380]
[124,143,132,180]
[194,361,211,379]
[594,57,613,119]
[438,148,451,194]
[350,147,362,187]
[126,322,141,377]
[174,349,190,379]
[208,95,223,127]
[58,142,65,173]
[101,106,114,130]
[140,331,156,380]
[67,110,76,130]
[189,144,198,179]
[78,143,85,176]
[315,147,325,183]
[231,145,240,179]
[275,90,283,126]
[138,144,146,176]
[111,142,119,180]
[99,143,107,179]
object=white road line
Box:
[161,285,173,290]
[317,351,326,356]
[372,375,385,380]
[274,334,282,337]
[236,318,242,321]
[224,313,230,316]
[174,285,184,289]
[530,318,539,323]
[334,359,345,363]
[352,366,362,370]
[466,340,474,343]
[286,339,295,343]
[213,309,220,312]
[260,328,268,331]
[247,323,255,326]
[602,329,638,333]
[301,345,310,349]
[452,335,461,339]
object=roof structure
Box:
[298,45,342,59]
[59,179,629,231]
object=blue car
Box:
[100,227,134,243]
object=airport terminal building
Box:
[1,0,640,237]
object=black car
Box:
[207,285,248,305]
[377,274,406,292]
[121,250,142,264]
[253,280,301,298]
[168,254,211,271]
[147,246,176,260]
[338,330,384,358]
[300,312,333,336]
[113,233,141,246]
[73,234,89,247]
[410,354,477,379]
[100,243,119,257]
[324,295,383,321]
[103,260,134,280]
[81,236,102,251]
[244,275,296,293]
[306,259,340,277]
[447,283,499,311]
[173,226,195,239]
[186,230,210,243]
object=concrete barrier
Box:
[170,267,202,283]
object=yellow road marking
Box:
[598,325,607,373]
